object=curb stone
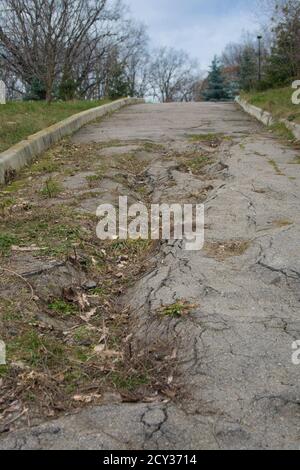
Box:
[236,95,300,141]
[235,96,275,126]
[0,97,144,185]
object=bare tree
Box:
[148,47,199,102]
[0,0,119,102]
[119,20,149,97]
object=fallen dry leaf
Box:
[77,292,90,312]
[73,394,101,404]
[80,308,97,322]
[94,344,106,354]
[11,245,44,253]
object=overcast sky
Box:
[126,0,259,71]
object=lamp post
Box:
[257,35,263,82]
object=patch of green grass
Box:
[0,365,8,378]
[48,300,77,317]
[0,99,111,153]
[86,172,103,188]
[1,300,22,322]
[64,369,88,393]
[188,133,222,142]
[31,159,61,174]
[0,197,16,214]
[269,122,295,141]
[40,178,63,198]
[268,159,284,176]
[90,286,110,298]
[181,153,211,175]
[2,179,26,193]
[188,133,232,144]
[191,155,211,171]
[117,153,148,175]
[142,141,164,152]
[0,233,18,255]
[111,239,150,255]
[73,326,93,343]
[8,329,65,368]
[111,371,150,391]
[111,239,151,256]
[241,87,300,124]
[161,301,196,318]
[135,184,148,197]
[0,206,82,258]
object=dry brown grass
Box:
[205,240,251,261]
[0,138,177,431]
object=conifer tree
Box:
[203,56,229,101]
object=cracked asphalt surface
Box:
[1,102,300,450]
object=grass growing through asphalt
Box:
[241,87,300,124]
[0,99,111,153]
[188,133,224,142]
[179,152,212,175]
[268,159,285,176]
[269,122,295,141]
[160,301,197,318]
[40,177,63,198]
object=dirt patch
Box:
[204,240,251,261]
[272,219,293,228]
[187,133,228,148]
[0,138,178,433]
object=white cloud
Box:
[125,0,258,70]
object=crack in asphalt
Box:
[2,102,300,450]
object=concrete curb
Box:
[235,96,275,126]
[0,97,144,184]
[282,119,300,140]
[235,95,300,141]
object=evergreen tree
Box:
[58,74,77,101]
[203,56,229,101]
[106,63,131,100]
[24,77,46,101]
[226,79,240,100]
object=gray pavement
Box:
[1,102,300,450]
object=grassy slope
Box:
[0,99,111,153]
[241,87,300,124]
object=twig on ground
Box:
[0,267,35,300]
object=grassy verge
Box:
[241,87,300,124]
[0,99,111,153]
